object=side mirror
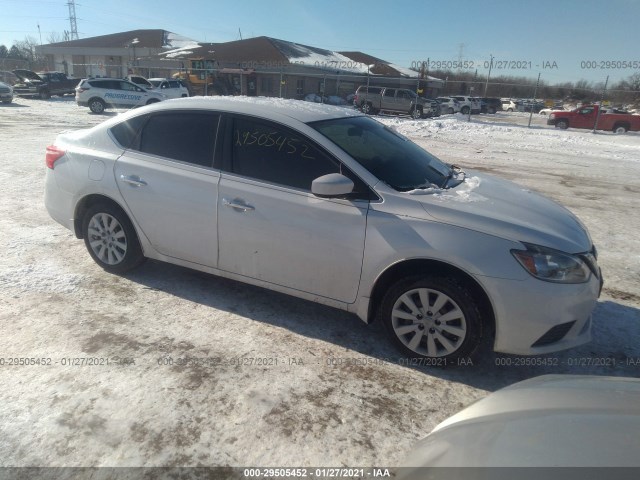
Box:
[311,173,354,198]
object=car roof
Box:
[143,96,364,124]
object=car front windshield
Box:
[150,80,161,87]
[309,116,451,191]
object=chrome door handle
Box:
[222,198,255,212]
[119,175,147,187]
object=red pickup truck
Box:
[547,104,640,133]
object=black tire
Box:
[361,102,375,114]
[461,106,470,115]
[448,107,454,114]
[507,108,513,112]
[146,98,160,105]
[89,98,106,114]
[556,119,569,130]
[39,89,51,100]
[82,202,145,274]
[411,106,423,119]
[613,124,628,134]
[488,106,496,114]
[378,275,483,362]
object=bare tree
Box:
[46,32,65,44]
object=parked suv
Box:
[354,85,433,119]
[452,96,481,114]
[481,97,503,114]
[75,78,166,113]
[436,97,460,114]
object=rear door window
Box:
[136,112,220,168]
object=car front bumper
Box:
[478,269,602,355]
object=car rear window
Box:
[109,114,149,149]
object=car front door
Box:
[574,107,596,128]
[216,115,369,303]
[114,111,221,267]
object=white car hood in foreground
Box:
[409,171,592,253]
[400,375,640,471]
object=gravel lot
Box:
[1,97,639,468]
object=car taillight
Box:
[76,86,89,93]
[46,145,66,169]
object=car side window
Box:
[119,81,138,91]
[137,112,220,168]
[231,117,341,191]
[383,89,395,97]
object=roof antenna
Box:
[238,28,242,40]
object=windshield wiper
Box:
[441,164,465,188]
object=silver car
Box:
[0,81,13,104]
[400,375,640,477]
[44,97,602,361]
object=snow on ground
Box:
[0,97,639,468]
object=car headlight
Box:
[511,243,591,283]
[549,113,555,119]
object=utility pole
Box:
[483,54,494,96]
[593,75,609,133]
[528,72,541,127]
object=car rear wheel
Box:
[448,107,454,114]
[411,106,423,119]
[461,106,470,115]
[82,203,145,273]
[556,119,569,129]
[146,98,160,105]
[361,102,375,114]
[613,125,628,134]
[39,89,51,100]
[488,106,496,114]
[89,98,106,114]
[379,275,483,362]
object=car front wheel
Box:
[556,119,569,129]
[82,203,145,273]
[379,275,483,362]
[461,106,470,115]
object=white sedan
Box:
[539,107,565,116]
[43,97,602,362]
[148,78,190,98]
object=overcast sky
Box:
[2,0,639,84]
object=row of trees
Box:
[426,69,640,106]
[0,33,68,68]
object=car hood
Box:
[13,69,44,83]
[407,171,592,253]
[399,375,640,470]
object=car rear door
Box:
[381,88,396,111]
[216,114,369,303]
[114,110,221,266]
